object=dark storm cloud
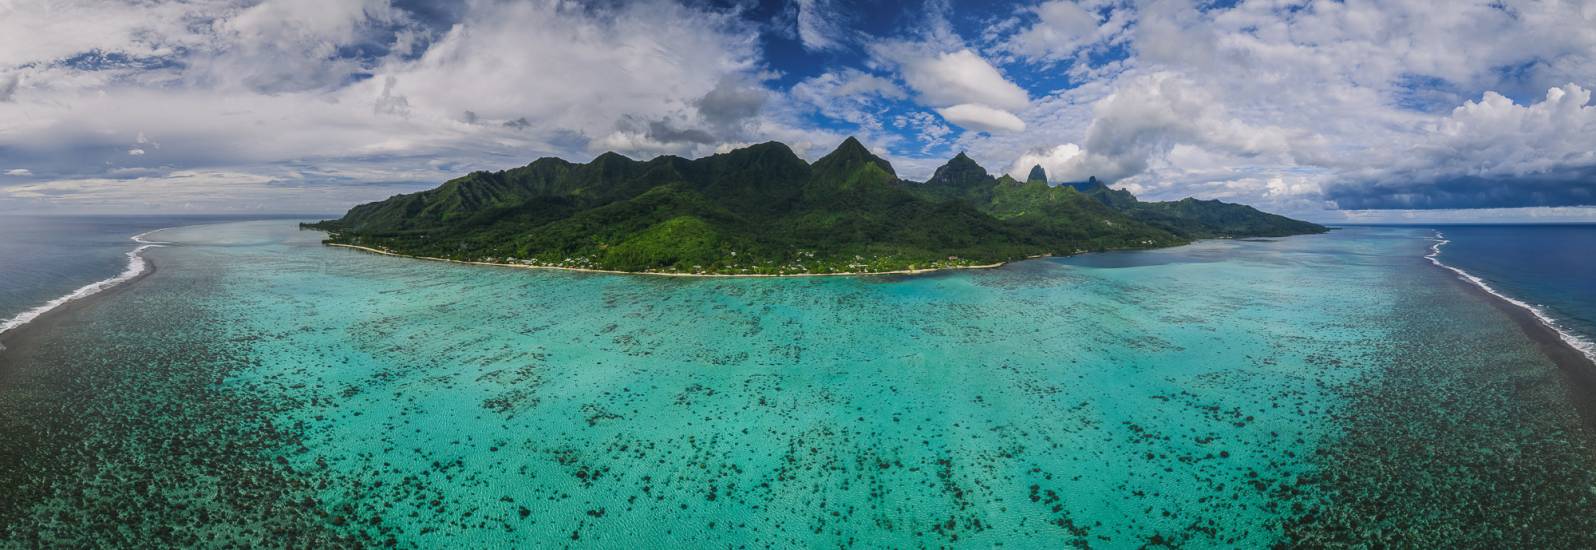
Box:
[0,74,17,102]
[694,77,768,128]
[646,120,717,145]
[1329,169,1596,210]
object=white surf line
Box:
[131,229,172,245]
[1426,230,1596,363]
[0,229,171,342]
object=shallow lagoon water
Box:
[3,221,1595,547]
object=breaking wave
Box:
[0,230,169,341]
[1427,231,1596,363]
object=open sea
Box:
[0,215,324,339]
[1425,224,1596,360]
[2,219,1595,547]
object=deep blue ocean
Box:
[0,215,325,335]
[1424,224,1596,357]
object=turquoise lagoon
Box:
[2,221,1594,547]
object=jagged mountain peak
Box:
[1027,164,1048,184]
[814,136,895,178]
[927,152,990,187]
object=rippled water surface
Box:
[3,221,1594,548]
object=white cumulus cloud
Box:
[1418,84,1596,179]
[0,0,817,212]
[1328,84,1596,209]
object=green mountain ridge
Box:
[306,138,1327,274]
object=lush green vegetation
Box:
[305,138,1326,274]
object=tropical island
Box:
[305,138,1326,275]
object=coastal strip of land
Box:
[325,242,1012,278]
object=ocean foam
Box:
[1427,231,1596,363]
[0,229,169,342]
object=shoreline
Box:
[324,242,1014,278]
[1425,231,1596,426]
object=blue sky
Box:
[0,0,1594,222]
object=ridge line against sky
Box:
[0,0,1593,223]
